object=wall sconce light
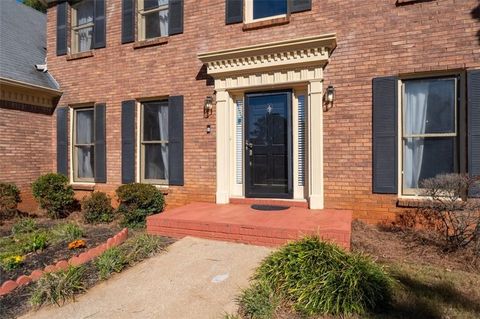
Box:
[323,85,335,111]
[204,95,214,118]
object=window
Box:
[401,77,459,194]
[141,101,169,184]
[252,0,287,20]
[71,1,94,53]
[137,0,169,40]
[73,108,95,182]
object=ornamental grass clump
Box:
[94,247,126,280]
[249,236,392,317]
[30,266,86,307]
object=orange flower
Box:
[68,239,87,250]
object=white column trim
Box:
[216,88,231,204]
[307,80,324,209]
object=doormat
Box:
[251,204,290,211]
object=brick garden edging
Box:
[0,228,129,296]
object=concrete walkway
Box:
[21,237,271,319]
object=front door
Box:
[245,91,293,198]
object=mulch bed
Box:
[351,220,480,273]
[0,219,119,283]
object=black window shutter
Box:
[121,100,136,184]
[168,96,184,186]
[290,0,312,13]
[56,107,68,176]
[122,0,135,44]
[93,0,106,49]
[169,0,184,36]
[468,69,480,197]
[94,103,107,183]
[56,1,68,56]
[372,76,398,194]
[226,0,243,25]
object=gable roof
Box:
[0,0,59,90]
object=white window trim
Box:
[244,0,288,23]
[69,105,96,185]
[135,100,170,186]
[70,2,94,54]
[136,0,169,41]
[397,76,460,198]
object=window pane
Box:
[75,1,94,26]
[144,144,169,180]
[76,110,94,144]
[253,0,287,19]
[76,26,93,52]
[145,9,168,39]
[404,78,456,135]
[403,137,455,189]
[144,0,169,10]
[143,102,168,141]
[77,146,94,179]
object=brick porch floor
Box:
[146,202,352,249]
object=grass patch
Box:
[51,223,84,242]
[237,281,280,319]
[94,247,126,280]
[365,263,480,319]
[120,233,169,264]
[30,266,86,307]
[11,218,37,236]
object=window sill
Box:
[154,185,169,194]
[243,15,290,31]
[133,37,168,49]
[71,183,95,191]
[66,51,94,61]
[396,198,431,208]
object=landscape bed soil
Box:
[0,219,119,283]
[351,220,479,273]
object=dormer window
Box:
[71,1,94,53]
[137,0,169,40]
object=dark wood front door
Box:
[245,91,293,199]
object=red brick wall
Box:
[45,0,480,223]
[0,105,54,212]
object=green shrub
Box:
[22,232,48,252]
[120,234,168,264]
[30,266,86,307]
[116,183,165,228]
[52,223,84,242]
[94,247,126,280]
[31,173,75,219]
[0,182,21,218]
[251,237,392,316]
[82,192,115,224]
[237,281,280,319]
[11,218,37,236]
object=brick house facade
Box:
[0,1,62,212]
[40,0,480,223]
